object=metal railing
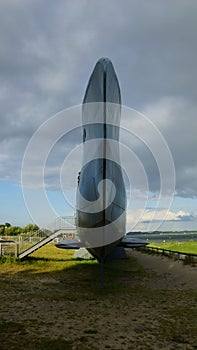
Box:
[0,242,18,258]
[139,246,197,265]
[0,216,77,259]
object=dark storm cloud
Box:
[0,0,197,199]
[143,98,197,198]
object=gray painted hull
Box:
[76,58,126,261]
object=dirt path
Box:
[128,249,197,290]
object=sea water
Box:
[127,232,197,243]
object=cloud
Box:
[176,212,197,222]
[140,209,197,223]
[0,0,197,205]
[127,208,197,232]
[143,98,197,198]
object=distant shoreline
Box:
[127,232,197,243]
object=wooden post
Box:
[15,243,19,257]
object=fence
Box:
[140,246,197,265]
[0,242,18,258]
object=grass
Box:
[0,244,145,298]
[149,241,197,254]
[0,244,197,349]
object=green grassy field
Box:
[149,241,197,254]
[0,244,197,349]
[0,245,143,294]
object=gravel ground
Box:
[0,250,196,350]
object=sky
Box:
[0,0,197,231]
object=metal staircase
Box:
[18,216,77,260]
[18,230,63,259]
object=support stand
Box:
[100,258,104,288]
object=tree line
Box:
[0,223,40,236]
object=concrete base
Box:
[73,247,127,261]
[74,248,94,260]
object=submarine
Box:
[56,58,147,261]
